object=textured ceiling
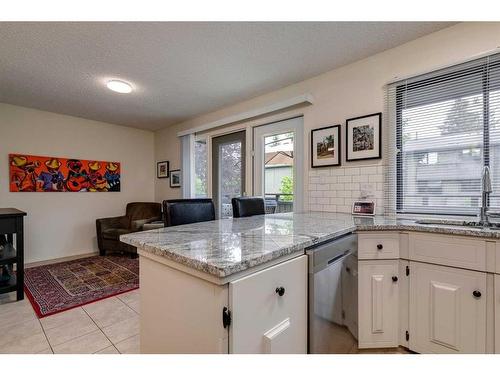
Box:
[0,22,454,130]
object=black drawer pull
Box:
[275,286,285,296]
[392,276,398,282]
[376,244,383,250]
[473,290,482,298]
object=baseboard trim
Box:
[26,251,99,268]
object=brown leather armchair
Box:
[96,202,162,257]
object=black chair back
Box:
[163,199,215,227]
[231,197,265,218]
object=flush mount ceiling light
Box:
[106,80,133,94]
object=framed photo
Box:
[352,201,376,216]
[311,124,341,168]
[170,169,181,188]
[157,161,169,179]
[346,112,382,161]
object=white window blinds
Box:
[387,53,500,215]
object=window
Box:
[264,132,294,207]
[392,53,500,215]
[194,138,208,198]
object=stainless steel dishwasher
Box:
[307,233,358,354]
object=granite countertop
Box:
[120,211,500,279]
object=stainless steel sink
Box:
[415,218,500,229]
[415,219,482,227]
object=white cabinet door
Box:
[358,260,399,348]
[409,261,486,353]
[229,255,307,354]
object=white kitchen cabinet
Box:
[140,252,307,354]
[409,261,486,354]
[358,260,399,348]
[229,255,307,354]
[140,255,230,354]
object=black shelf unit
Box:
[0,208,26,301]
[0,274,18,295]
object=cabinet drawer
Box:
[229,255,307,354]
[358,233,399,260]
[409,233,486,272]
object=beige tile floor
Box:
[0,289,140,354]
[1,287,410,355]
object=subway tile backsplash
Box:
[308,165,385,214]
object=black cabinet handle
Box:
[392,276,398,282]
[473,290,482,298]
[275,286,285,296]
[222,307,231,328]
[377,244,383,250]
[345,266,351,273]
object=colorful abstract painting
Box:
[9,154,121,192]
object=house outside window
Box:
[391,53,500,215]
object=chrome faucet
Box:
[479,165,492,226]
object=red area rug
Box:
[24,255,139,318]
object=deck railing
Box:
[265,193,293,213]
[219,193,294,217]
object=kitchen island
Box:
[121,211,500,354]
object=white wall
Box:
[154,22,500,214]
[0,103,155,263]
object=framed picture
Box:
[346,112,382,161]
[9,153,120,192]
[170,169,181,188]
[311,125,341,168]
[157,161,169,179]
[352,201,376,216]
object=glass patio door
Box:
[253,116,304,213]
[212,131,246,218]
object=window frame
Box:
[395,65,491,215]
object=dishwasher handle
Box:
[327,250,350,265]
[312,249,352,274]
[307,233,357,274]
